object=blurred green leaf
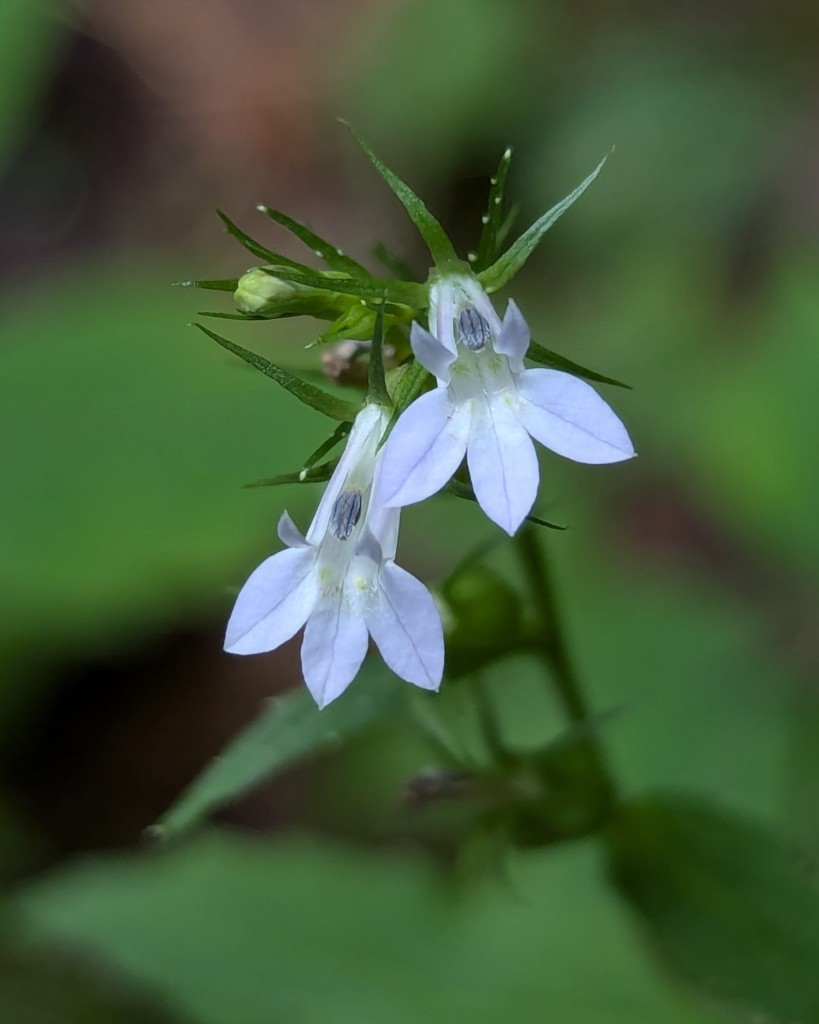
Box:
[607,794,819,1022]
[18,836,728,1024]
[152,660,406,840]
[0,941,190,1023]
[479,156,608,293]
[344,123,462,271]
[526,340,631,389]
[194,324,360,422]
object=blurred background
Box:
[0,0,817,1020]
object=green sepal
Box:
[149,661,406,841]
[343,121,462,272]
[174,278,238,292]
[263,266,424,308]
[446,477,566,530]
[256,204,371,277]
[478,154,608,293]
[473,148,513,272]
[385,357,430,413]
[303,421,352,468]
[367,306,390,406]
[526,340,631,389]
[246,420,353,487]
[314,305,377,346]
[244,460,338,489]
[216,210,314,272]
[198,311,272,322]
[194,323,360,422]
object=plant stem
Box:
[515,525,615,794]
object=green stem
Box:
[515,525,615,793]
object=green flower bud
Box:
[234,268,297,313]
[441,565,524,677]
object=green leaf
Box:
[367,306,390,406]
[194,324,360,422]
[0,942,189,1023]
[17,834,727,1024]
[526,340,631,389]
[478,154,608,293]
[151,661,406,840]
[216,210,314,272]
[473,147,513,272]
[607,794,819,1023]
[343,121,462,271]
[445,477,566,530]
[266,266,424,308]
[174,277,239,292]
[256,204,371,277]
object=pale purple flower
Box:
[225,403,444,708]
[378,275,635,535]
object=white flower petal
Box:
[366,562,443,690]
[493,299,530,370]
[467,395,539,535]
[378,389,470,509]
[428,280,459,357]
[517,368,635,464]
[410,323,457,383]
[367,457,401,560]
[277,510,308,548]
[225,547,317,654]
[301,600,370,708]
[306,403,389,545]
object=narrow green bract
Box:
[478,154,609,293]
[194,323,361,422]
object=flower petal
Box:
[225,547,317,654]
[466,394,539,535]
[365,562,443,690]
[365,459,401,560]
[493,299,530,371]
[306,403,389,545]
[301,600,370,708]
[517,368,635,464]
[410,322,457,384]
[277,510,308,548]
[377,388,470,509]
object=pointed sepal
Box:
[478,154,609,293]
[473,147,513,273]
[343,121,462,271]
[526,340,631,389]
[194,323,360,422]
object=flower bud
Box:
[234,268,297,313]
[441,565,524,677]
